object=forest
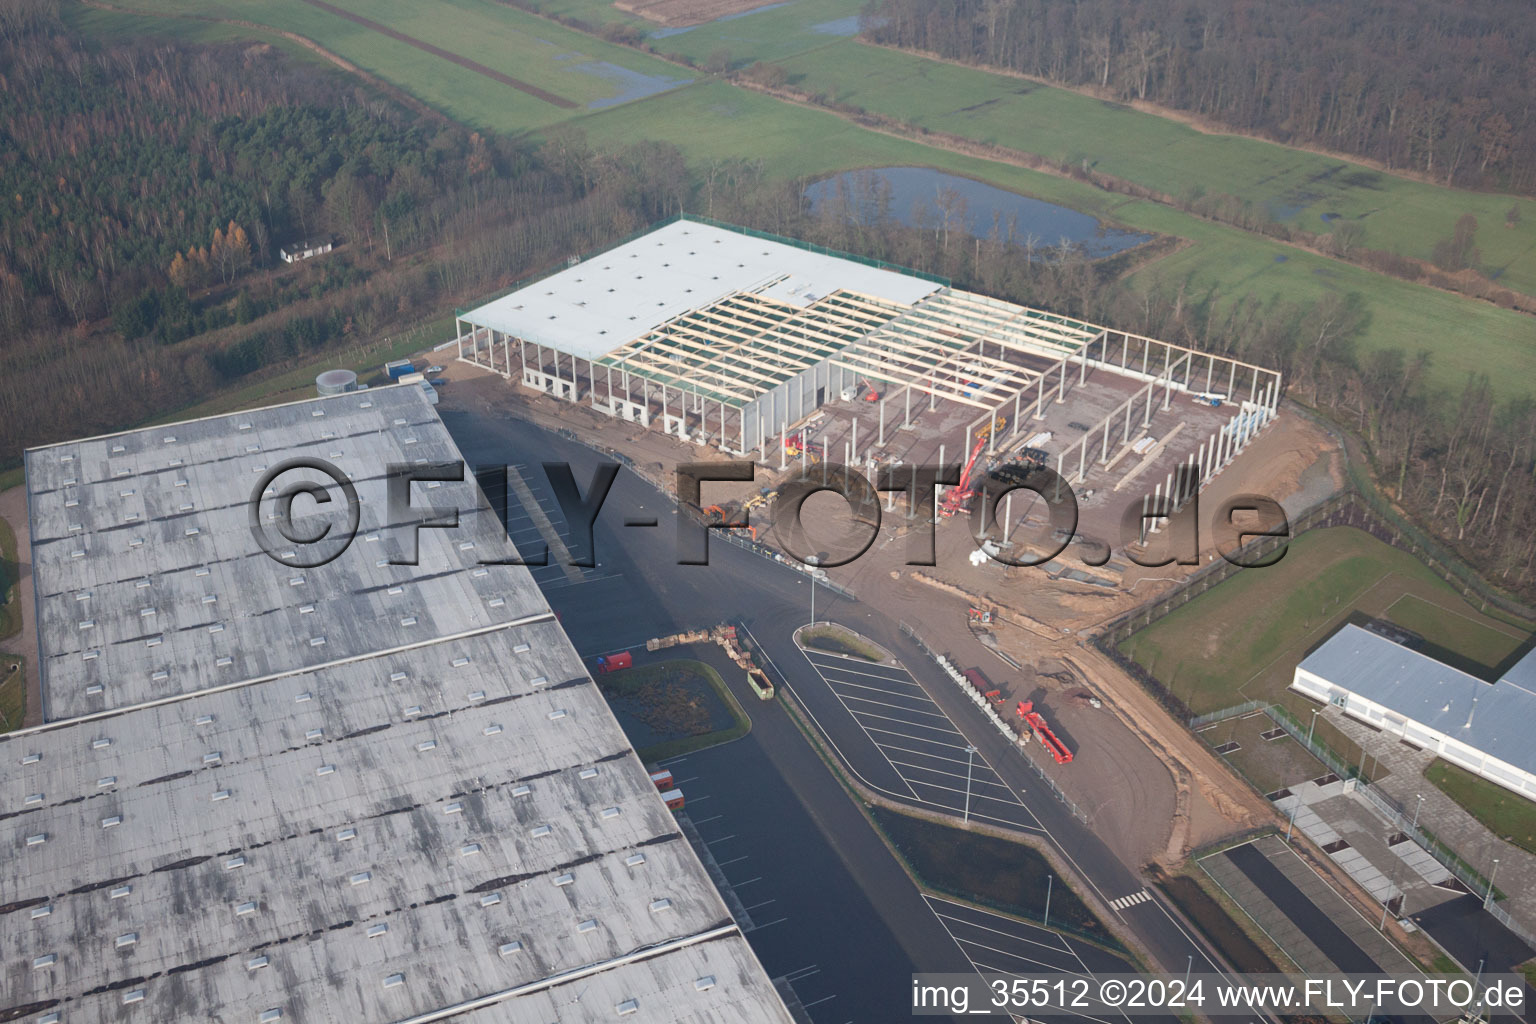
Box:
[861,0,1536,194]
[0,8,688,458]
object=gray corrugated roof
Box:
[24,386,538,719]
[1297,624,1536,774]
[5,385,791,1024]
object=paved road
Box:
[442,407,1226,993]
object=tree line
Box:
[706,165,1536,596]
[861,0,1536,194]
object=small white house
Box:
[280,239,334,264]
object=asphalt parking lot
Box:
[798,650,1041,832]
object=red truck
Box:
[595,651,632,673]
[1017,700,1074,764]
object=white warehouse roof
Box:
[1295,623,1536,776]
[458,218,943,361]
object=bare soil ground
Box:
[614,0,771,27]
[445,367,1334,867]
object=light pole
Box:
[806,556,818,626]
[1307,706,1321,748]
[1484,858,1500,909]
[1043,874,1053,930]
[963,745,976,823]
[1412,793,1424,832]
[1185,955,1192,987]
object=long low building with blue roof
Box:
[1291,623,1536,803]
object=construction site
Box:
[444,216,1310,872]
[456,217,1281,572]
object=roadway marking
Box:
[922,895,1118,1024]
[795,644,1040,831]
[1108,890,1151,910]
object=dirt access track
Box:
[298,0,576,108]
[614,0,775,27]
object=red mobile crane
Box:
[938,434,990,518]
[1017,700,1073,764]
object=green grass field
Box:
[768,40,1536,297]
[94,0,692,131]
[0,509,19,642]
[1119,526,1533,720]
[68,0,1536,399]
[0,656,24,733]
[531,1,1536,301]
[1424,759,1536,857]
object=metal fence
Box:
[1188,699,1267,730]
[1259,705,1536,950]
[899,622,1087,823]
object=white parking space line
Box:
[923,897,1118,1024]
[824,677,953,709]
[853,710,969,738]
[832,689,957,721]
[931,911,1088,964]
[798,649,1049,830]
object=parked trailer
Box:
[962,668,1006,707]
[962,668,993,693]
[384,358,415,380]
[595,652,633,673]
[659,789,685,811]
[648,769,673,791]
[1017,700,1073,764]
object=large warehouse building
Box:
[4,385,792,1023]
[1292,623,1536,803]
[455,218,1283,527]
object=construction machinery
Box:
[1017,701,1073,764]
[976,415,1007,443]
[742,489,776,513]
[783,431,824,464]
[967,606,994,626]
[938,434,990,518]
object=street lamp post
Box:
[1043,875,1053,930]
[806,556,818,626]
[1307,706,1321,748]
[1484,858,1500,909]
[963,745,976,824]
[1412,793,1424,832]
